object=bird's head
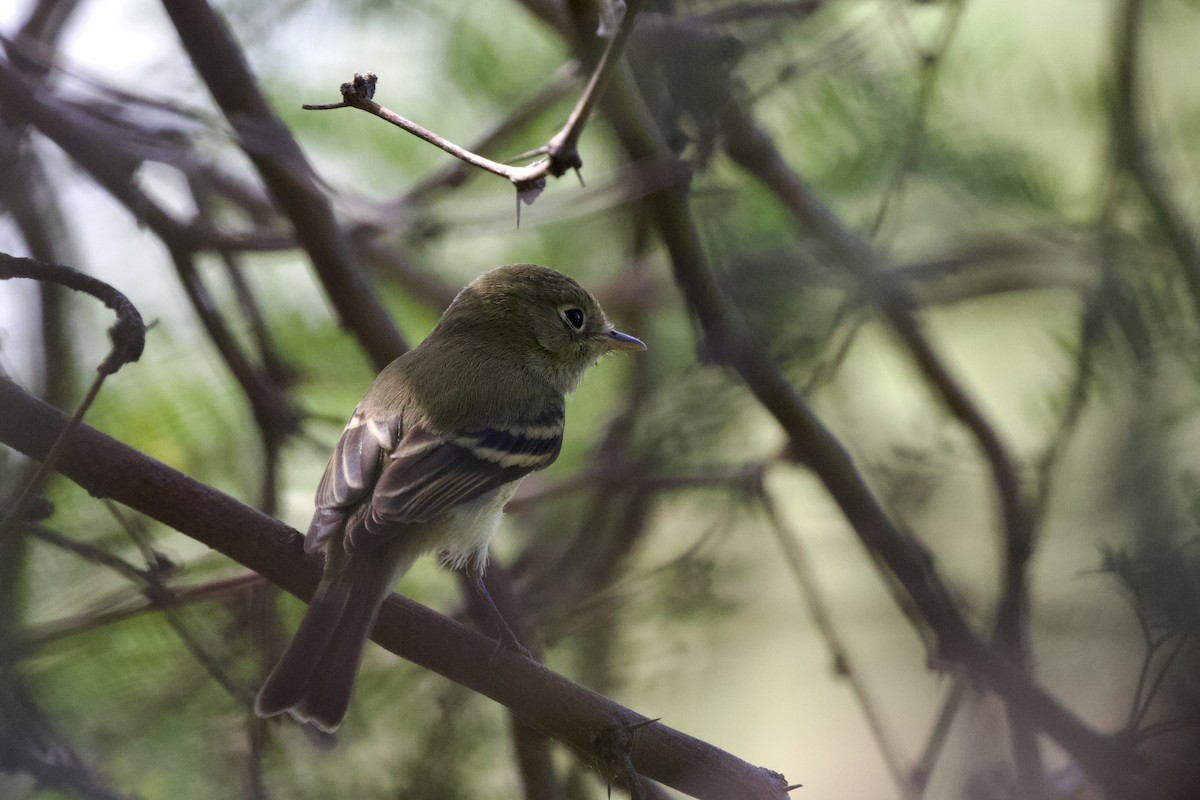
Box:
[438,264,645,394]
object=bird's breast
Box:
[434,480,523,572]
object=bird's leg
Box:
[467,567,533,660]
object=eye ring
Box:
[561,307,585,330]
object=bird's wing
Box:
[347,412,564,552]
[304,403,565,555]
[304,407,398,553]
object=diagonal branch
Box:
[569,47,1146,797]
[0,377,794,800]
[160,0,408,370]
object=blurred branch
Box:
[165,240,297,512]
[190,179,295,388]
[1111,0,1200,324]
[911,681,967,798]
[566,32,1146,795]
[1,37,301,514]
[714,95,1049,788]
[0,130,78,406]
[1128,633,1190,735]
[161,0,409,370]
[25,524,150,585]
[0,50,297,256]
[694,1,826,24]
[0,378,796,800]
[0,0,82,407]
[351,233,460,311]
[510,712,563,800]
[203,201,293,513]
[24,516,256,708]
[1137,713,1200,743]
[717,103,1036,628]
[757,489,916,800]
[7,571,266,663]
[0,679,131,800]
[869,0,965,243]
[1032,186,1116,524]
[113,501,259,708]
[524,251,660,624]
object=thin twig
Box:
[165,240,298,509]
[1130,633,1191,733]
[25,507,256,707]
[912,681,967,798]
[757,490,916,799]
[1136,713,1200,742]
[396,62,581,208]
[7,571,266,663]
[304,2,641,209]
[869,0,966,244]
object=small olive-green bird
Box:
[254,264,645,732]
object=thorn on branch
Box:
[516,178,547,206]
[547,148,584,179]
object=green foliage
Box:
[7,0,1200,797]
[1099,532,1200,641]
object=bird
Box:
[254,263,645,732]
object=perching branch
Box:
[0,377,795,800]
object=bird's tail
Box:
[254,549,410,732]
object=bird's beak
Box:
[602,329,646,352]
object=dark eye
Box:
[562,307,585,329]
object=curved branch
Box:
[0,253,144,376]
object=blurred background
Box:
[1,0,1199,798]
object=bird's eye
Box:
[562,307,585,330]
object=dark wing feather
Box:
[345,412,564,553]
